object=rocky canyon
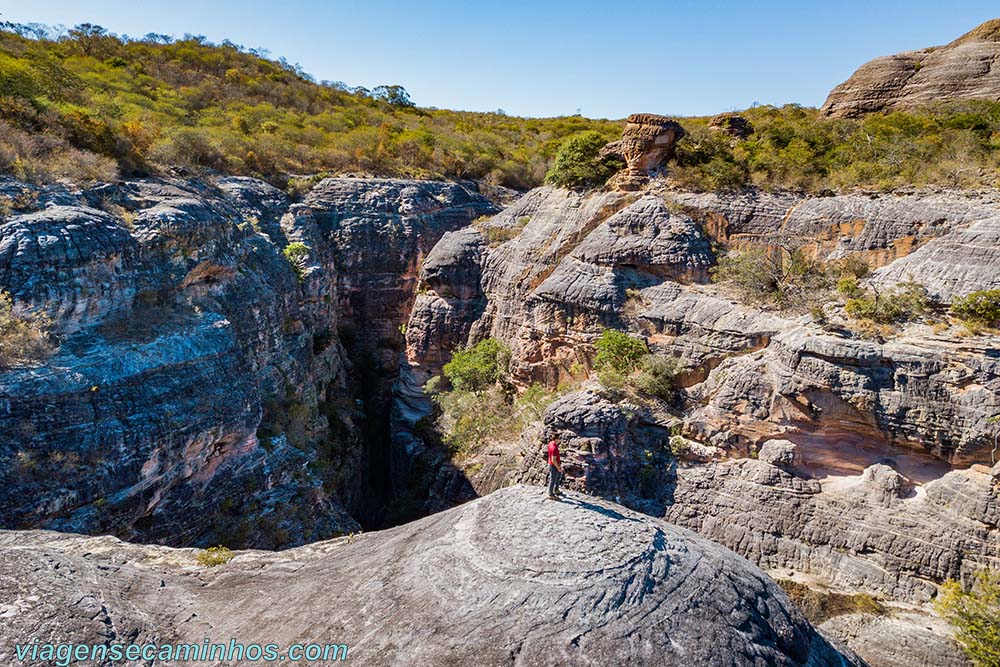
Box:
[2,15,1000,667]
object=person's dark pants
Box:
[548,464,562,496]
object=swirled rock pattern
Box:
[0,486,863,667]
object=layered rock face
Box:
[0,175,494,547]
[406,183,1000,664]
[0,486,863,667]
[823,19,1000,117]
[412,186,1000,462]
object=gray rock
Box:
[820,612,970,667]
[759,439,802,470]
[0,175,496,546]
[0,486,863,667]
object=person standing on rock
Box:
[546,435,563,499]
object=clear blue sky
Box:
[4,1,999,119]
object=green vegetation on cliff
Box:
[936,570,1000,667]
[0,23,621,188]
[545,130,624,189]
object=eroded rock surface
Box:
[601,113,685,191]
[0,176,495,546]
[405,182,1000,665]
[0,486,863,667]
[823,19,1000,117]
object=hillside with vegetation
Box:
[2,21,1000,195]
[0,22,622,189]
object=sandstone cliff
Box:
[0,486,863,667]
[823,19,1000,117]
[0,175,496,547]
[405,183,1000,665]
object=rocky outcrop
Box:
[821,613,970,667]
[412,186,1000,463]
[405,183,1000,665]
[822,19,1000,117]
[601,114,685,191]
[709,113,755,139]
[0,175,495,547]
[670,188,1000,282]
[0,486,863,667]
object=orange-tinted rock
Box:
[823,19,1000,117]
[602,113,685,190]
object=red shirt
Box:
[547,440,561,466]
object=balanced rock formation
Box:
[823,19,1000,117]
[601,113,685,191]
[0,486,863,667]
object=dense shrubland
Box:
[670,102,1000,193]
[0,22,621,189]
[3,23,1000,193]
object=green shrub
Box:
[951,290,1000,327]
[668,435,691,458]
[443,338,510,392]
[594,329,647,374]
[845,281,928,324]
[711,247,827,306]
[433,382,560,456]
[836,275,861,297]
[0,291,53,369]
[596,367,628,402]
[545,131,624,189]
[195,545,234,567]
[631,354,678,401]
[936,569,1000,667]
[282,242,310,281]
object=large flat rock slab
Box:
[0,486,861,666]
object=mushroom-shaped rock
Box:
[603,113,686,191]
[0,486,863,666]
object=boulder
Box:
[709,113,755,139]
[0,486,863,667]
[823,19,1000,117]
[759,439,803,470]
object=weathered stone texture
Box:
[0,487,863,667]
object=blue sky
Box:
[4,1,999,118]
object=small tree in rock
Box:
[545,131,623,189]
[936,569,1000,667]
[443,338,510,392]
